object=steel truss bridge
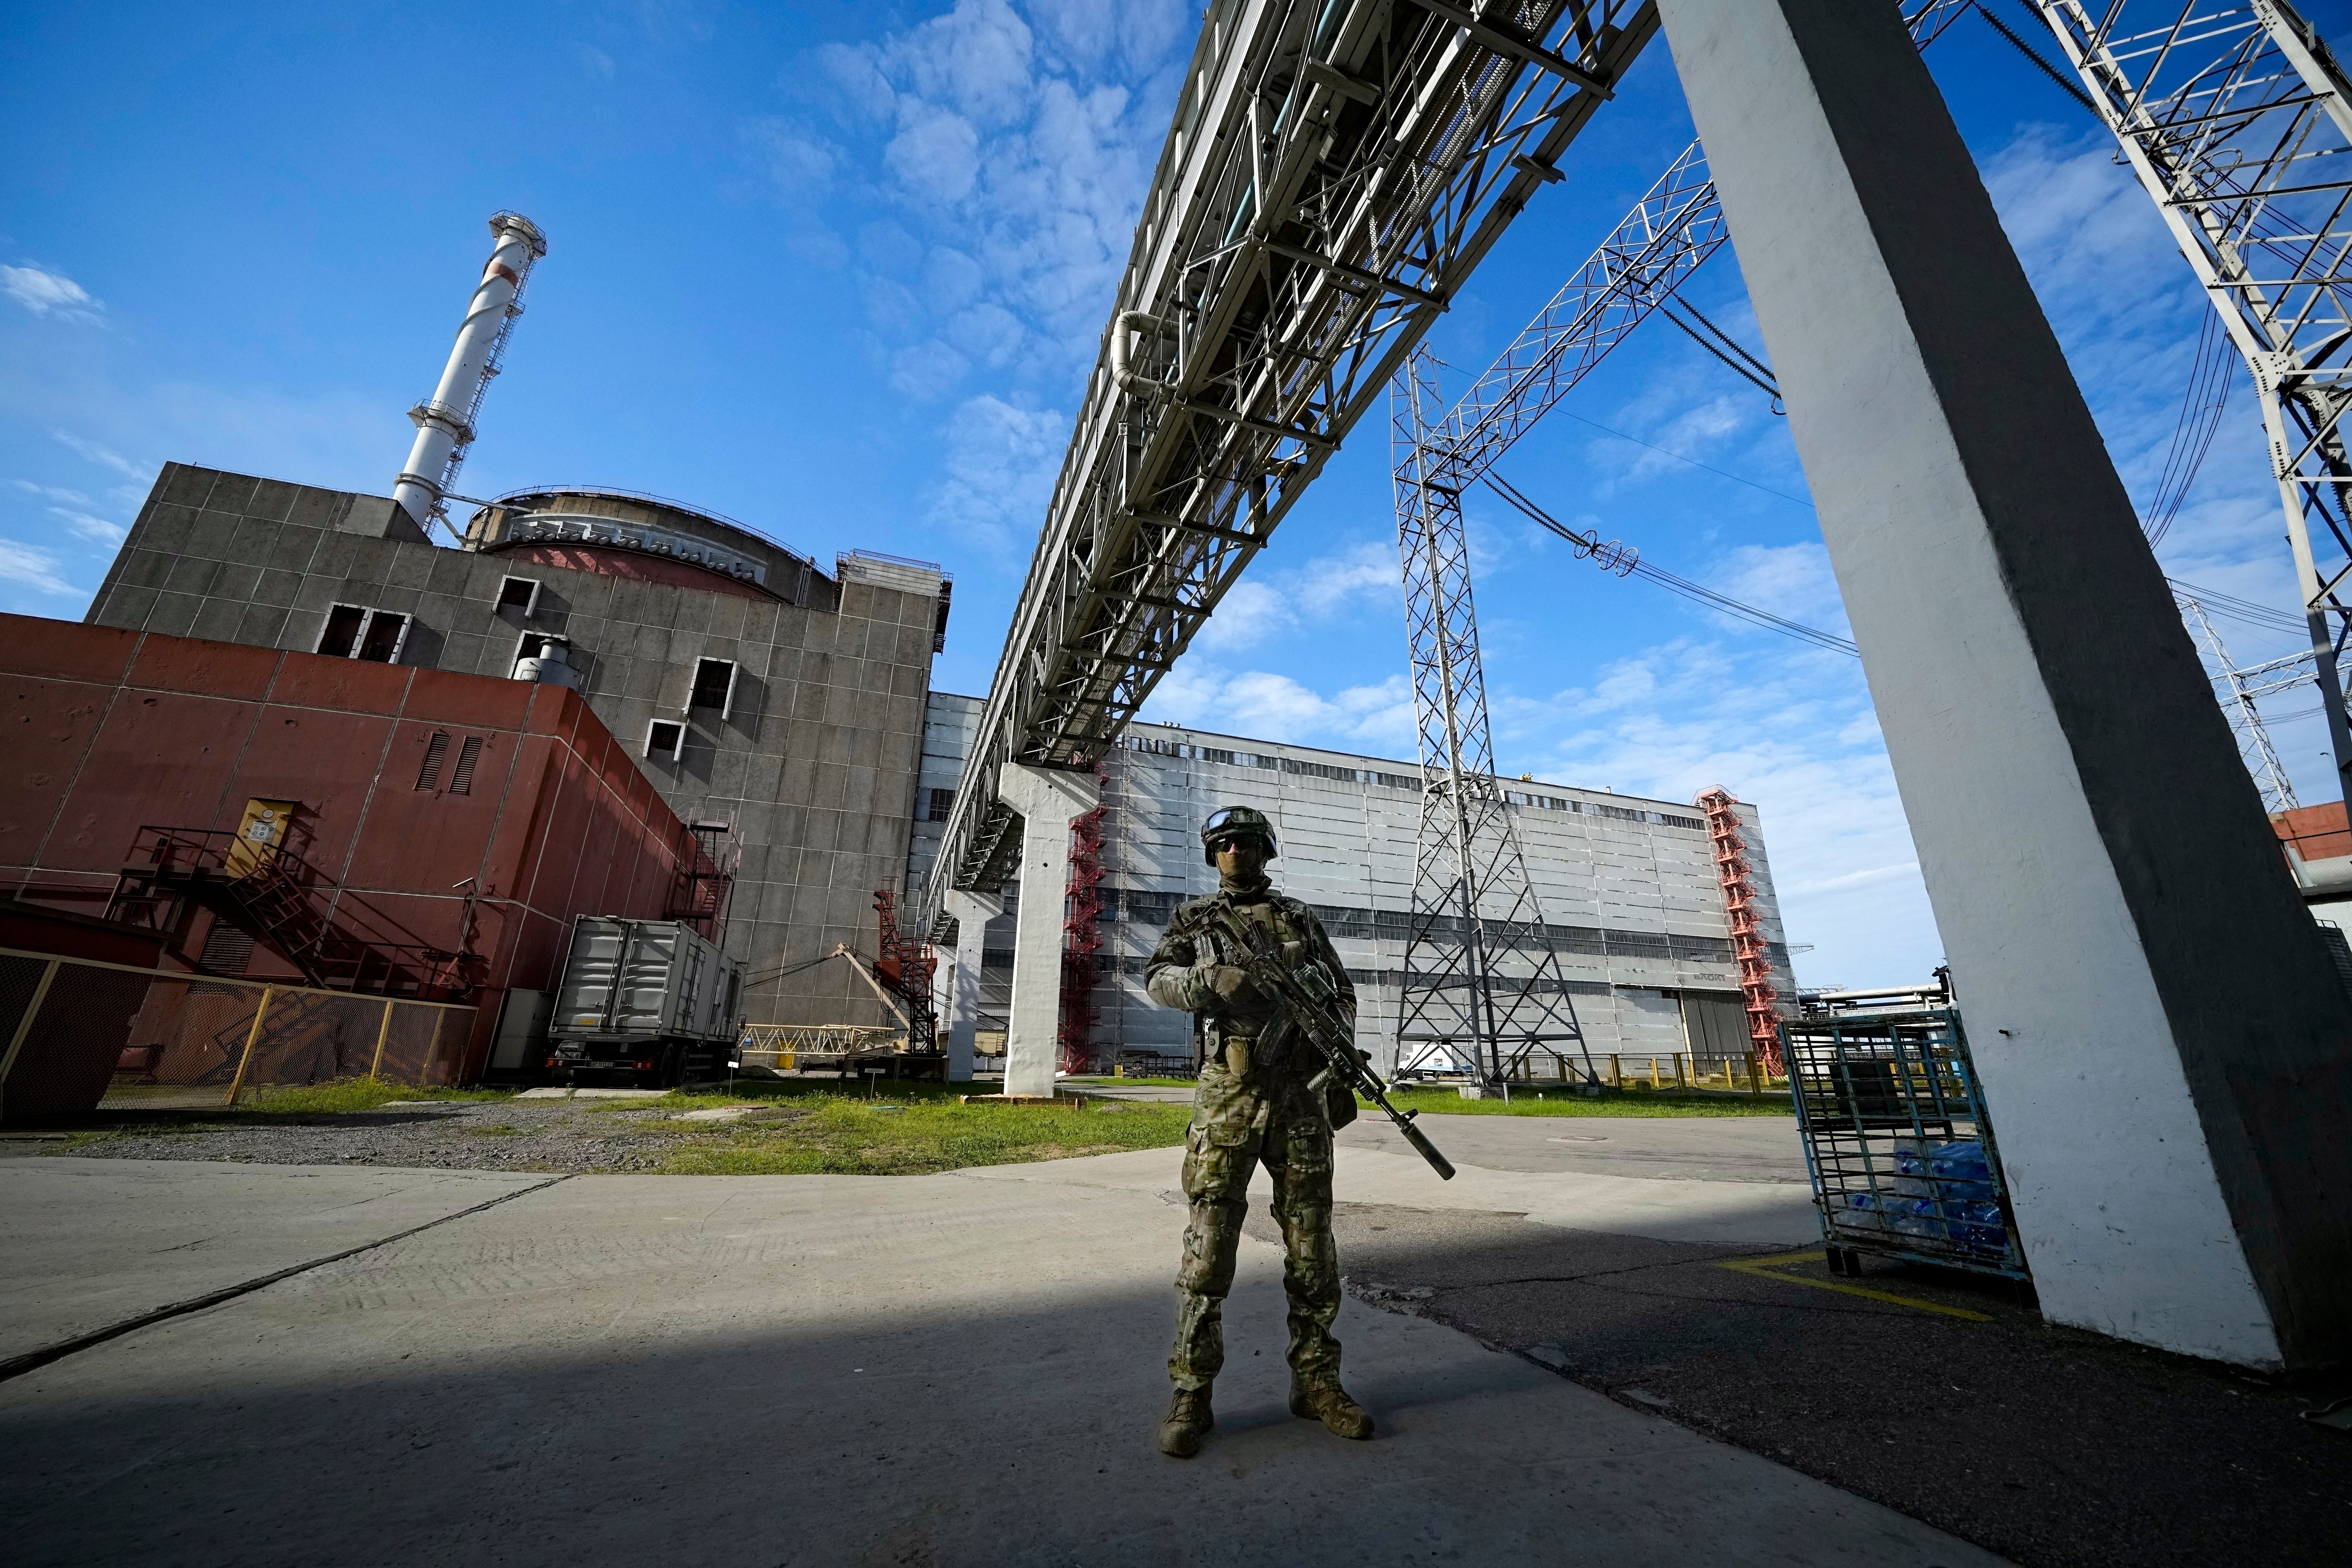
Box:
[920,0,1661,933]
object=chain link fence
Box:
[0,946,475,1116]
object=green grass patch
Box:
[1375,1086,1792,1118]
[608,1079,1002,1114]
[652,1092,1191,1176]
[1064,1075,1198,1089]
[239,1080,513,1116]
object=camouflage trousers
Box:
[1169,1056,1341,1392]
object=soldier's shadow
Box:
[1198,1354,1534,1456]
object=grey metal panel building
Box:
[86,463,944,1027]
[920,692,1791,1071]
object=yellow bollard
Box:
[369,1000,395,1080]
[224,986,275,1106]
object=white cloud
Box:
[1196,538,1400,653]
[809,43,896,123]
[0,539,84,596]
[878,0,1036,129]
[924,392,1065,550]
[2,266,102,323]
[15,480,91,506]
[1142,667,1415,751]
[51,508,127,544]
[1195,581,1290,653]
[890,339,971,401]
[573,43,615,79]
[51,429,140,475]
[745,117,841,202]
[751,0,1187,402]
[1708,541,1851,638]
[886,103,982,203]
[945,302,1024,367]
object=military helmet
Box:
[1201,805,1278,866]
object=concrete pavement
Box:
[0,1151,2005,1567]
[0,1159,550,1362]
[1076,1084,1811,1182]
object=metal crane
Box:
[920,0,1661,935]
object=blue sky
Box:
[5,2,2337,988]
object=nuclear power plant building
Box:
[81,462,947,1029]
[922,693,1796,1073]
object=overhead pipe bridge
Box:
[920,0,1661,935]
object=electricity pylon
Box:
[1389,347,1594,1090]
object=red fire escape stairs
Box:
[1695,788,1784,1074]
[106,827,475,1000]
[1058,773,1109,1075]
[871,886,939,1058]
[666,819,739,942]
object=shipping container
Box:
[547,917,744,1086]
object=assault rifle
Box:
[1214,911,1456,1181]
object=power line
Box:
[1655,299,1783,410]
[2166,577,2307,637]
[1971,0,2100,114]
[2143,309,2234,548]
[1485,473,1861,657]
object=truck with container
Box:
[544,916,745,1087]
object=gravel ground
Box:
[42,1098,760,1173]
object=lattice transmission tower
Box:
[1389,347,1595,1089]
[2181,596,2307,813]
[2031,1,2352,787]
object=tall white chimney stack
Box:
[392,211,547,535]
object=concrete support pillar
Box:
[998,764,1102,1099]
[1659,0,2352,1367]
[941,888,1004,1084]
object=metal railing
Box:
[111,827,472,999]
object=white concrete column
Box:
[1660,0,2352,1368]
[998,765,1102,1099]
[941,888,1004,1084]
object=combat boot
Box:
[1290,1379,1374,1440]
[1157,1385,1214,1457]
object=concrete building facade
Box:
[921,693,1792,1073]
[85,464,946,1026]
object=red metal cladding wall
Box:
[2271,802,2352,863]
[0,614,688,1081]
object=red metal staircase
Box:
[1696,788,1784,1073]
[106,827,474,1000]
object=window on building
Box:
[416,733,450,791]
[496,576,541,617]
[927,787,955,822]
[356,612,409,662]
[645,719,685,760]
[688,658,738,718]
[318,605,366,658]
[317,604,411,664]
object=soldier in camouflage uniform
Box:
[1145,805,1374,1458]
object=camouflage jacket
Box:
[1144,878,1357,1063]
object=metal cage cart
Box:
[1782,1004,2032,1290]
